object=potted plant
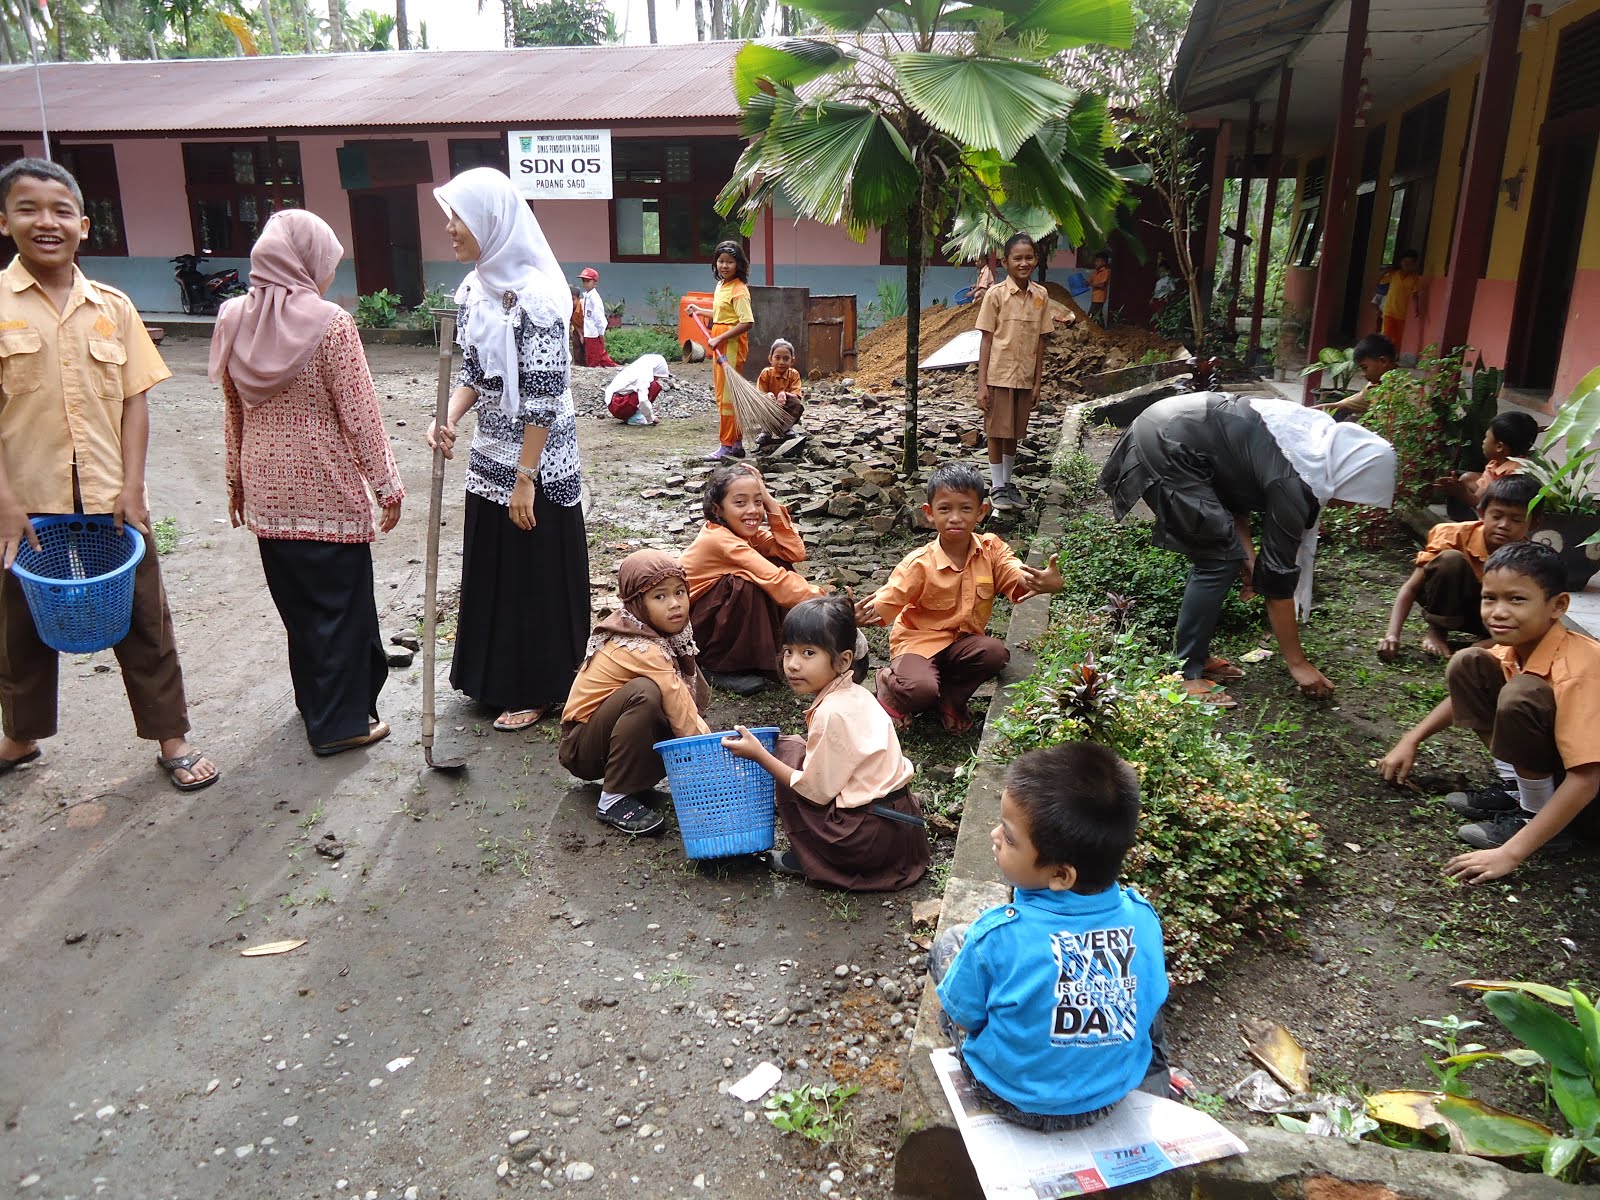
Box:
[605,299,624,330]
[1300,345,1358,402]
[1516,364,1600,591]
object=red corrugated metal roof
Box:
[0,43,746,135]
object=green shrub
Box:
[397,285,455,330]
[1053,514,1256,647]
[355,289,404,328]
[992,612,1325,984]
[604,326,680,365]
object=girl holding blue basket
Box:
[560,550,709,836]
[724,596,930,890]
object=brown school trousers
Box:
[558,677,672,795]
[0,524,190,742]
[880,633,1009,716]
[1447,647,1560,775]
[1418,550,1486,636]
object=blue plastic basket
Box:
[11,515,146,654]
[653,726,779,859]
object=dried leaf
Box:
[1366,1090,1553,1158]
[1240,1018,1310,1093]
[911,899,943,927]
[240,938,307,958]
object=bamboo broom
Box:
[689,311,794,439]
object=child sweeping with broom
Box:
[689,240,755,461]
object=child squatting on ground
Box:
[723,595,931,891]
[689,240,754,461]
[604,353,669,425]
[858,462,1064,733]
[754,337,805,450]
[559,550,710,837]
[578,267,618,368]
[1378,473,1538,661]
[1379,541,1600,881]
[681,463,827,695]
[1438,410,1540,518]
[0,157,219,791]
[976,232,1052,513]
[931,742,1172,1130]
[1315,333,1400,422]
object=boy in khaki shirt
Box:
[976,233,1053,512]
[856,462,1062,733]
[0,158,217,790]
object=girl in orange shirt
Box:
[688,240,754,460]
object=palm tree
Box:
[259,0,281,51]
[395,0,408,47]
[645,0,656,42]
[692,0,704,40]
[327,0,344,48]
[717,0,1133,475]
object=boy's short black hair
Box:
[1352,333,1396,363]
[925,461,987,504]
[1488,411,1540,457]
[1005,742,1139,894]
[1399,248,1420,263]
[1483,540,1566,599]
[0,156,83,211]
[1479,472,1539,513]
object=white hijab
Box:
[604,354,670,407]
[433,167,570,419]
[1247,397,1397,619]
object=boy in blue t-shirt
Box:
[932,741,1171,1130]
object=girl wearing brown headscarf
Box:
[559,550,710,834]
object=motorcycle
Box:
[171,252,245,315]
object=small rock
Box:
[405,1189,419,1200]
[565,1162,595,1183]
[204,1079,220,1095]
[833,964,850,978]
[314,834,346,861]
[508,1129,531,1146]
[386,646,415,668]
[95,1105,116,1120]
[550,1099,581,1117]
[234,1144,254,1159]
[496,1158,509,1179]
[64,930,87,945]
[390,632,421,651]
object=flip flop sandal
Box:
[938,702,975,735]
[875,669,911,730]
[313,721,390,758]
[1180,679,1238,709]
[0,748,41,775]
[493,707,548,732]
[156,749,221,791]
[595,795,665,836]
[1201,656,1245,683]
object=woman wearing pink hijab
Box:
[210,209,405,756]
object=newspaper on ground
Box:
[931,1048,1248,1199]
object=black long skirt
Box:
[257,538,387,748]
[452,489,590,711]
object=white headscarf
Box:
[604,354,671,408]
[1247,397,1397,619]
[433,167,570,419]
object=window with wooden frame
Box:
[182,140,304,257]
[449,137,509,176]
[610,138,745,263]
[1382,92,1450,270]
[1289,156,1325,268]
[58,144,129,256]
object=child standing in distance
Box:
[1380,541,1600,880]
[1381,249,1422,350]
[1438,411,1540,515]
[858,462,1063,733]
[975,233,1052,512]
[682,463,827,694]
[0,158,218,790]
[1378,474,1537,662]
[754,337,805,450]
[560,550,709,836]
[688,240,754,461]
[723,595,930,890]
[1087,250,1112,327]
[578,267,617,368]
[931,742,1172,1130]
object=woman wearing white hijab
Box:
[427,168,590,731]
[1100,391,1395,706]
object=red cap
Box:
[579,268,599,281]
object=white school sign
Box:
[508,129,613,200]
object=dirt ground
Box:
[0,339,1010,1200]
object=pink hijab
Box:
[208,209,346,407]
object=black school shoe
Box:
[596,794,666,836]
[1441,778,1519,816]
[704,669,768,696]
[1457,810,1574,853]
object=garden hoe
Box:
[422,313,467,772]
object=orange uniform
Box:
[1415,521,1492,580]
[1482,624,1600,768]
[680,507,820,608]
[710,279,753,446]
[869,532,1032,660]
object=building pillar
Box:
[1304,0,1371,401]
[1249,69,1293,359]
[1200,120,1231,306]
[1228,100,1260,327]
[1438,0,1522,356]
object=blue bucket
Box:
[11,515,146,654]
[653,727,779,859]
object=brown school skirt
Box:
[773,735,931,892]
[689,574,784,675]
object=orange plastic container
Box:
[677,291,716,359]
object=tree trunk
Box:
[328,0,344,49]
[692,0,705,40]
[780,4,790,33]
[503,0,515,47]
[261,0,282,52]
[395,0,409,47]
[0,19,14,65]
[54,9,65,59]
[710,0,724,38]
[646,0,657,42]
[901,187,924,479]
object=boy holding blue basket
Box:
[0,158,217,791]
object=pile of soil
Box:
[853,303,983,390]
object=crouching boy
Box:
[1377,474,1537,661]
[931,742,1172,1130]
[1379,542,1600,881]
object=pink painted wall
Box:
[1553,267,1600,400]
[298,134,353,249]
[116,140,187,256]
[1465,278,1516,368]
[770,218,880,268]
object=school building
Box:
[1175,0,1600,403]
[0,42,984,321]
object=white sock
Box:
[1493,758,1517,784]
[598,789,626,813]
[1002,454,1015,483]
[1514,773,1555,814]
[990,462,1004,490]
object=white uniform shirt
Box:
[581,288,607,338]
